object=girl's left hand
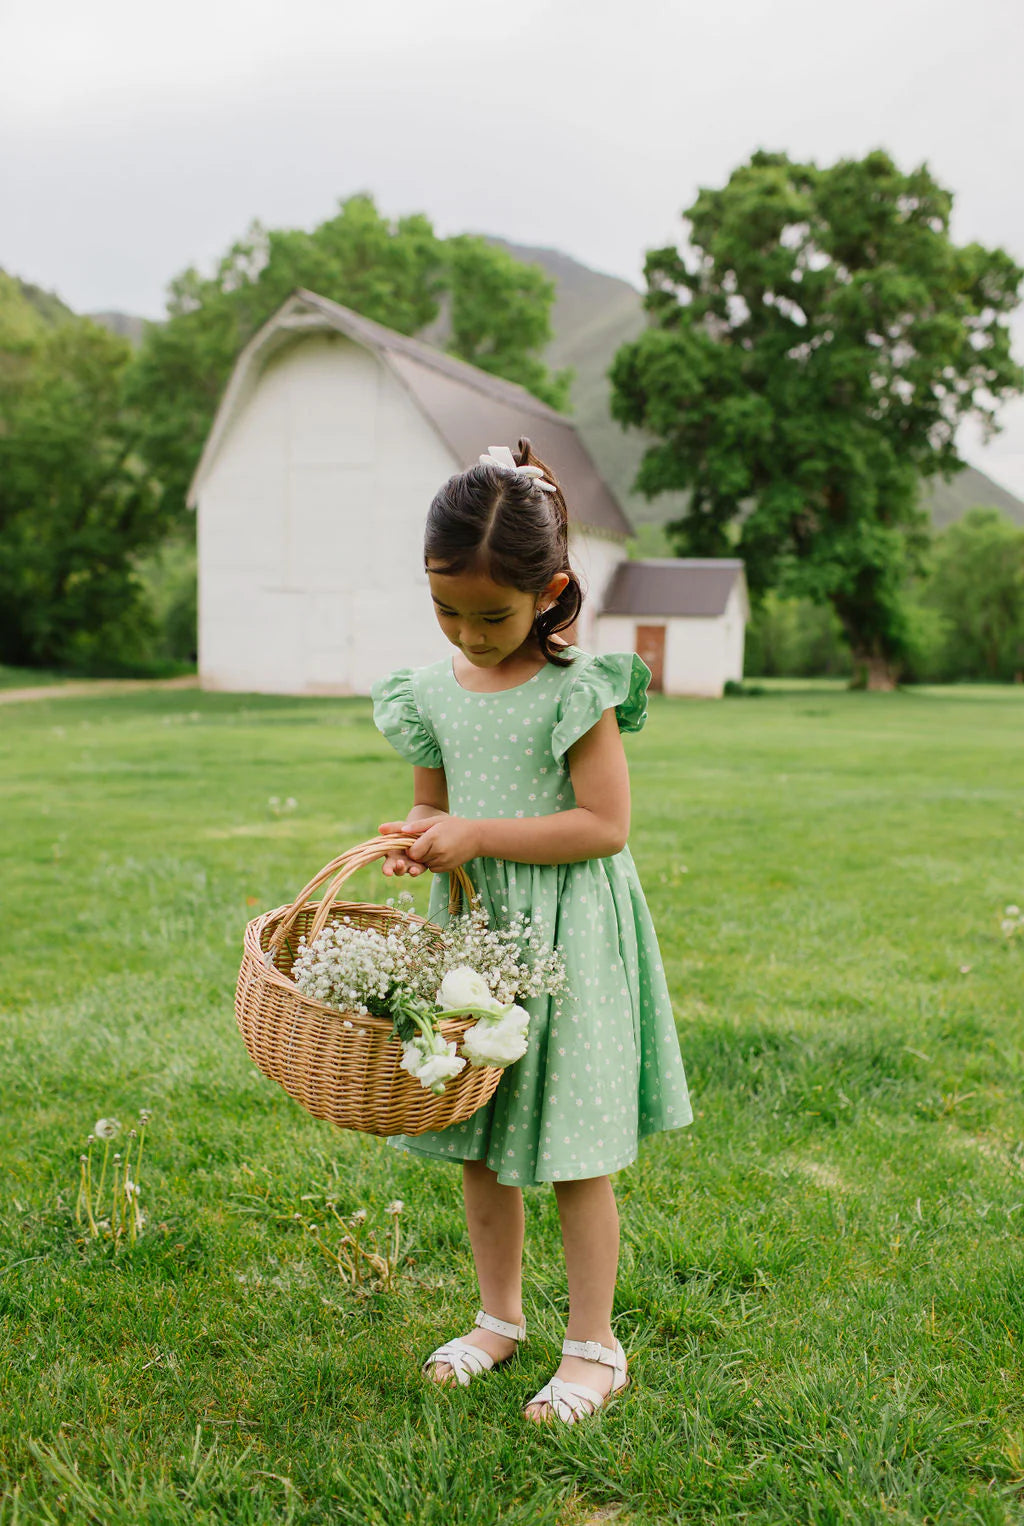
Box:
[402,815,481,872]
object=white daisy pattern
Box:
[370,646,693,1185]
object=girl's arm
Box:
[381,765,449,877]
[394,709,631,870]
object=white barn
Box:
[188,289,747,696]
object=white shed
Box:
[595,559,749,697]
[187,289,632,695]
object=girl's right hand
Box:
[378,820,426,877]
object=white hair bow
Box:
[478,444,557,493]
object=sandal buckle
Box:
[563,1337,604,1362]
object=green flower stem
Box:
[96,1140,111,1207]
[75,1160,86,1227]
[134,1120,147,1196]
[84,1145,98,1238]
[111,1156,122,1240]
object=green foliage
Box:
[126,196,567,530]
[132,533,198,663]
[445,235,572,411]
[611,149,1024,685]
[744,592,852,678]
[0,316,167,668]
[921,507,1024,680]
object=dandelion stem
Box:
[84,1145,98,1238]
[134,1120,147,1196]
[111,1155,121,1241]
[96,1140,111,1209]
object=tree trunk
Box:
[851,652,899,691]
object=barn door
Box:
[635,624,666,692]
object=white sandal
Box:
[525,1336,630,1424]
[422,1310,527,1387]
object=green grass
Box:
[1,685,1023,1525]
[0,665,79,689]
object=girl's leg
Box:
[427,1158,526,1384]
[524,1174,620,1421]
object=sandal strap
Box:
[475,1309,526,1342]
[530,1376,605,1424]
[561,1337,621,1369]
[422,1338,495,1387]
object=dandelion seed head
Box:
[94,1118,121,1141]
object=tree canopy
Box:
[610,149,1024,686]
[0,311,165,667]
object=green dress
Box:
[370,646,692,1186]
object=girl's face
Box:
[426,563,570,668]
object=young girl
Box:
[370,440,692,1425]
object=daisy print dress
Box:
[370,646,693,1186]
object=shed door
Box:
[635,624,666,692]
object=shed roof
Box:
[187,289,632,539]
[601,558,748,618]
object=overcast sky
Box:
[3,0,1023,494]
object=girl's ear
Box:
[541,572,571,607]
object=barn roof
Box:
[187,289,633,539]
[601,558,748,618]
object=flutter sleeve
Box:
[551,651,652,764]
[370,668,444,769]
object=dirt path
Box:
[0,675,200,705]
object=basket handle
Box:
[266,836,475,959]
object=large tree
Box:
[126,195,569,530]
[0,311,164,667]
[610,150,1024,687]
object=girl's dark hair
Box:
[424,438,584,666]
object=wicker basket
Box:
[235,836,504,1136]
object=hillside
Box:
[0,270,73,346]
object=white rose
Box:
[461,1004,531,1069]
[399,1040,426,1078]
[416,1044,468,1092]
[437,966,504,1015]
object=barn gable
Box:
[188,289,631,541]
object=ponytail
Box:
[513,438,584,667]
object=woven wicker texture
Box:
[235,837,504,1136]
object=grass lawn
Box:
[1,684,1023,1525]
